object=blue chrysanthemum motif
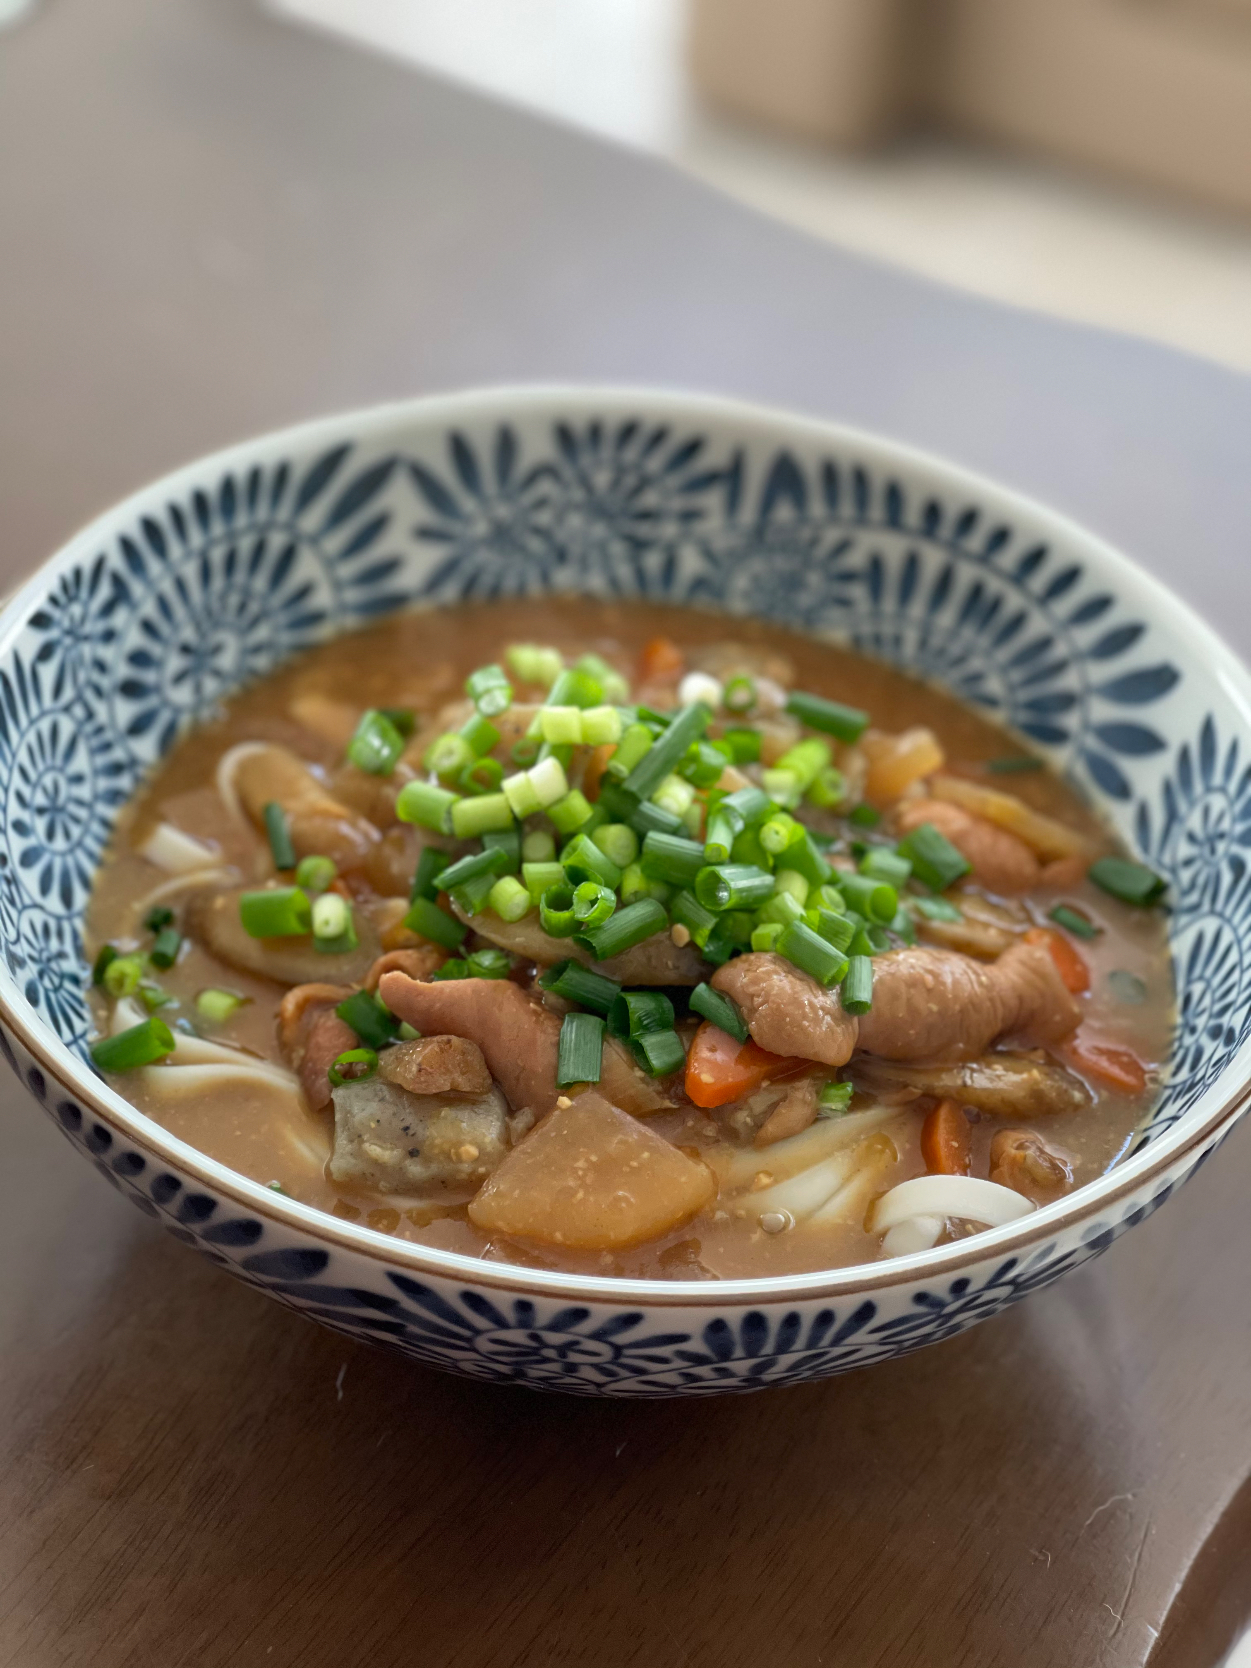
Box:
[411,422,721,601]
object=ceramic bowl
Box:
[2,388,1247,1397]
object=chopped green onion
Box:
[652,772,696,820]
[777,921,849,987]
[813,909,856,953]
[91,943,119,986]
[540,884,579,938]
[772,869,810,906]
[466,946,512,980]
[403,896,468,950]
[896,823,971,893]
[450,792,514,839]
[761,769,802,809]
[858,847,912,886]
[137,982,173,1012]
[606,722,654,782]
[91,1016,176,1072]
[689,981,748,1042]
[1049,903,1101,940]
[262,801,296,871]
[630,799,683,839]
[759,814,799,856]
[580,705,623,746]
[548,789,594,835]
[335,991,399,1050]
[102,953,144,998]
[449,869,496,916]
[813,882,846,911]
[774,831,833,890]
[557,1011,605,1086]
[622,704,711,801]
[722,727,762,764]
[620,862,671,905]
[592,823,639,871]
[377,707,415,739]
[196,988,248,1024]
[539,705,584,745]
[703,810,737,866]
[776,737,831,791]
[539,960,622,1015]
[679,740,729,790]
[529,754,571,810]
[294,854,337,895]
[458,756,504,796]
[631,1029,686,1077]
[521,828,556,864]
[818,1080,854,1114]
[459,712,500,757]
[670,888,719,947]
[723,675,756,714]
[429,958,469,981]
[912,894,963,923]
[640,831,706,889]
[694,863,775,912]
[396,780,461,834]
[805,767,847,809]
[560,832,622,890]
[545,666,603,710]
[465,664,513,717]
[575,653,630,704]
[440,846,511,894]
[144,905,175,933]
[488,874,532,922]
[146,925,181,968]
[409,848,450,904]
[751,921,784,953]
[848,804,881,828]
[841,956,874,1014]
[347,709,406,775]
[483,827,521,872]
[889,907,917,945]
[986,756,1043,774]
[239,886,311,938]
[505,643,564,688]
[574,897,668,961]
[1088,856,1166,908]
[785,691,869,743]
[327,1047,379,1088]
[312,892,358,953]
[511,736,541,769]
[572,881,616,928]
[523,860,566,902]
[608,989,675,1039]
[757,889,805,929]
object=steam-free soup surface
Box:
[86,600,1172,1279]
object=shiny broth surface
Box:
[86,600,1173,1278]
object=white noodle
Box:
[743,1149,860,1222]
[139,822,220,874]
[111,997,146,1034]
[806,1135,898,1227]
[135,1063,303,1105]
[169,1029,297,1088]
[881,1216,944,1256]
[870,1175,1034,1234]
[214,741,271,827]
[710,1104,898,1190]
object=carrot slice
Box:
[1062,1034,1148,1096]
[920,1099,971,1176]
[1025,925,1090,995]
[684,1021,800,1109]
[639,635,684,684]
[582,743,615,803]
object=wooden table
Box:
[1,4,1248,1663]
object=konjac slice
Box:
[468,1091,716,1249]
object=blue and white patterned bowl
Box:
[2,387,1248,1396]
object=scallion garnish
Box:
[148,925,183,969]
[622,703,711,801]
[396,780,461,834]
[574,896,667,961]
[144,906,175,933]
[608,989,675,1039]
[239,886,311,939]
[459,711,501,757]
[548,789,594,835]
[458,756,504,796]
[335,991,399,1051]
[312,892,358,954]
[805,766,847,809]
[841,955,874,1014]
[102,953,144,998]
[640,831,706,889]
[379,706,416,738]
[505,643,564,688]
[556,1011,605,1086]
[572,881,616,928]
[896,822,971,893]
[521,828,556,864]
[402,896,468,950]
[539,960,622,1015]
[327,1047,379,1088]
[561,832,623,891]
[817,1080,854,1114]
[773,831,833,890]
[466,947,512,980]
[776,920,849,987]
[751,921,784,952]
[91,1017,176,1072]
[488,875,532,921]
[450,791,514,839]
[465,664,513,717]
[92,944,119,986]
[859,847,911,887]
[812,908,856,953]
[574,652,629,704]
[196,988,248,1024]
[591,823,638,871]
[439,846,511,895]
[1049,903,1100,940]
[912,895,962,923]
[295,854,337,894]
[784,690,869,743]
[722,727,762,764]
[261,801,295,871]
[631,1029,686,1077]
[546,665,603,710]
[848,804,881,828]
[1088,856,1166,908]
[540,884,579,938]
[409,847,450,904]
[347,708,406,775]
[689,981,748,1042]
[693,863,774,912]
[523,860,566,902]
[986,756,1043,774]
[722,674,756,714]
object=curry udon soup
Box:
[85,600,1172,1279]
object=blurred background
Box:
[271,0,1251,371]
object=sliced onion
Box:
[881,1215,944,1257]
[870,1175,1034,1235]
[139,822,219,874]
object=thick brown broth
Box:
[86,599,1173,1279]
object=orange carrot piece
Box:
[920,1099,971,1176]
[1025,925,1090,995]
[1062,1034,1149,1096]
[639,635,684,684]
[582,743,615,803]
[684,1021,799,1110]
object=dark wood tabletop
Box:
[0,4,1248,1665]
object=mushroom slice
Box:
[850,1053,1093,1119]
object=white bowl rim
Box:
[4,382,1248,1308]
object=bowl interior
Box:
[3,388,1248,1172]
